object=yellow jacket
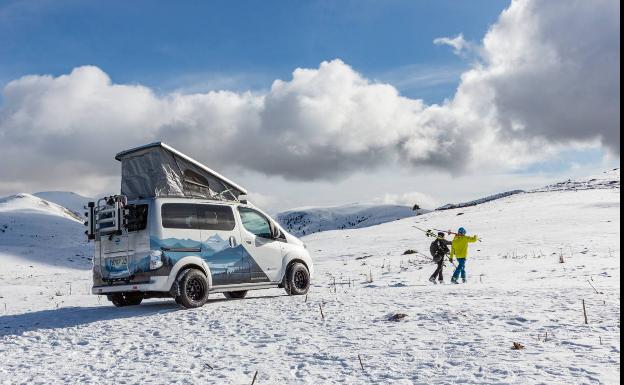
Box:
[450,235,478,259]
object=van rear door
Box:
[97,203,149,281]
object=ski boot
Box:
[462,278,467,284]
[429,277,437,284]
[451,278,459,284]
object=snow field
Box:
[0,183,620,384]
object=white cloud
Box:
[0,0,619,197]
[375,191,439,210]
[376,64,465,92]
[433,34,474,56]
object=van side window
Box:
[162,204,197,229]
[238,208,272,238]
[196,204,235,231]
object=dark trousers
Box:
[430,260,444,281]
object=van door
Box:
[159,203,203,269]
[236,207,283,282]
[196,204,247,285]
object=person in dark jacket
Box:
[429,232,452,284]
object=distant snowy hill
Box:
[531,168,620,193]
[435,168,620,211]
[276,203,426,236]
[0,193,90,268]
[33,191,93,219]
[436,190,525,211]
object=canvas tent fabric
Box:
[115,143,247,201]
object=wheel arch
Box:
[166,256,213,293]
[280,254,313,283]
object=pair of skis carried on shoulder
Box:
[411,225,457,268]
[412,225,483,243]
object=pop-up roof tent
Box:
[115,142,247,201]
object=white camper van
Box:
[87,143,313,308]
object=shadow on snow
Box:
[0,293,289,337]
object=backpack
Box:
[430,239,448,263]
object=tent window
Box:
[183,169,209,188]
[183,169,210,197]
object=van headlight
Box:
[149,250,163,270]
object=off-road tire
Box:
[108,292,143,307]
[223,291,248,299]
[284,262,310,296]
[175,268,210,308]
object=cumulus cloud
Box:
[0,60,447,188]
[479,0,620,152]
[422,0,620,163]
[0,0,619,195]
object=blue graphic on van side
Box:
[150,235,270,285]
[100,235,270,285]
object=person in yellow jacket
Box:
[449,227,478,284]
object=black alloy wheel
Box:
[186,277,206,301]
[284,262,310,296]
[294,270,308,290]
[175,268,210,308]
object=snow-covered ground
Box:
[0,172,620,384]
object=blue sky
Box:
[0,0,505,102]
[0,0,618,211]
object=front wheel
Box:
[284,262,310,295]
[175,269,210,308]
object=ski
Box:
[412,225,438,238]
[432,228,483,242]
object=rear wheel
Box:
[223,291,248,299]
[108,292,143,307]
[175,269,209,308]
[284,262,310,296]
